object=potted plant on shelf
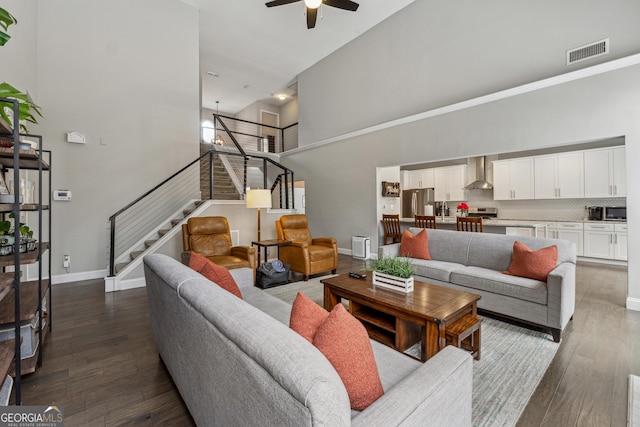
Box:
[0,213,36,254]
[368,255,415,293]
[0,6,43,138]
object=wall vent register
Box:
[566,38,609,65]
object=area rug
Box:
[264,277,559,427]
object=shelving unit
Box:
[0,98,51,405]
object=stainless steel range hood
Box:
[464,156,493,190]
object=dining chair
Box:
[382,214,402,245]
[415,215,437,229]
[456,216,483,232]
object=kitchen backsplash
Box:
[455,191,625,221]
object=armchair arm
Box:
[230,245,256,269]
[312,237,337,246]
[353,346,472,427]
[546,262,576,330]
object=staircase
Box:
[114,199,204,274]
[201,149,242,200]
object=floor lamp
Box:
[246,189,272,241]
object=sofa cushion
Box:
[503,241,558,282]
[399,229,431,260]
[189,252,243,298]
[313,303,384,411]
[290,292,330,342]
[409,227,473,265]
[410,258,465,283]
[450,266,548,305]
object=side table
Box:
[251,239,292,267]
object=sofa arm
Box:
[378,243,401,259]
[546,262,576,331]
[353,346,472,427]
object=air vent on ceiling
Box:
[566,38,609,65]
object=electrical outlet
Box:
[63,254,70,268]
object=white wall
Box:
[3,0,200,277]
[297,0,640,145]
[0,1,38,98]
[282,63,640,310]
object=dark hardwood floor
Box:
[13,255,639,426]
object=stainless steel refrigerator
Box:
[402,188,435,218]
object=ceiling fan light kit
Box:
[266,0,359,29]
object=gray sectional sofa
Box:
[380,228,576,342]
[143,253,473,427]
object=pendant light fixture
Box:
[213,100,225,146]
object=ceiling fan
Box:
[265,0,359,29]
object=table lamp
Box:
[246,189,272,241]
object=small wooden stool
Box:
[445,314,482,360]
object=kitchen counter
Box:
[400,217,626,226]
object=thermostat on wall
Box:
[53,190,72,201]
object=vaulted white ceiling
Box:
[180,0,414,113]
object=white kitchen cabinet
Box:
[548,222,584,256]
[434,165,467,201]
[614,223,627,261]
[582,222,627,260]
[534,152,583,199]
[407,169,435,189]
[583,223,615,259]
[492,158,534,200]
[584,147,626,197]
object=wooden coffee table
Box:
[322,273,481,362]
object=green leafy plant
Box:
[367,255,415,279]
[0,7,17,47]
[0,7,42,133]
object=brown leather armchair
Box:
[182,216,256,276]
[275,214,337,281]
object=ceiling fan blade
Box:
[323,0,359,12]
[265,0,301,7]
[306,7,317,29]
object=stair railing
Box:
[108,152,208,276]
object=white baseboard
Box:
[104,276,146,292]
[52,269,107,285]
[627,297,640,312]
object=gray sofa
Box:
[143,253,472,427]
[380,228,576,342]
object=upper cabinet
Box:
[534,152,584,199]
[584,147,626,197]
[492,158,534,200]
[434,165,468,201]
[406,168,435,189]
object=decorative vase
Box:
[372,271,414,293]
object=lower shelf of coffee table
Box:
[350,301,421,351]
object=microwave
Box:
[587,206,626,221]
[604,206,626,220]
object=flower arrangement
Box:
[457,202,469,216]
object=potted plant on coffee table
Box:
[368,255,415,293]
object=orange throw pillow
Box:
[503,241,558,282]
[290,292,329,342]
[189,252,243,299]
[313,304,384,410]
[399,229,431,260]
